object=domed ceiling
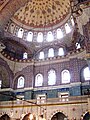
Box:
[12,0,70,29]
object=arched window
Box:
[71,16,74,26]
[57,28,63,39]
[76,42,81,49]
[58,48,64,56]
[37,32,43,42]
[61,70,70,83]
[65,23,71,34]
[48,69,56,85]
[47,31,54,42]
[23,52,28,59]
[9,23,15,34]
[39,51,44,59]
[35,74,43,86]
[48,48,54,57]
[0,80,2,88]
[27,32,33,42]
[17,76,25,88]
[83,67,90,80]
[18,28,24,38]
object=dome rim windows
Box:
[57,28,63,39]
[37,32,43,42]
[27,31,33,42]
[47,31,54,42]
[65,23,71,34]
[17,28,24,38]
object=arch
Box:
[39,51,44,59]
[23,52,28,59]
[83,66,90,81]
[35,73,43,87]
[70,16,74,26]
[49,110,67,120]
[0,114,10,120]
[61,69,70,84]
[83,112,90,120]
[57,28,63,39]
[27,31,33,42]
[58,47,64,56]
[48,48,54,58]
[22,113,36,120]
[17,28,24,38]
[65,23,71,34]
[51,112,67,120]
[37,32,43,42]
[13,75,25,89]
[0,57,13,88]
[17,76,25,88]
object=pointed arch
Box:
[35,73,43,87]
[61,69,70,83]
[0,114,10,120]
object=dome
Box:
[11,0,71,30]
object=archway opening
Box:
[0,114,10,120]
[51,112,67,120]
[83,112,90,120]
[22,113,36,120]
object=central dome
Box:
[12,0,70,29]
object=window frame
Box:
[17,28,24,38]
[47,31,54,42]
[57,28,63,39]
[37,32,43,42]
[27,31,33,42]
[58,47,64,56]
[17,76,25,88]
[23,52,28,59]
[65,23,71,34]
[35,73,43,87]
[48,69,56,85]
[39,51,44,59]
[48,48,54,58]
[61,69,70,84]
[83,66,90,81]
